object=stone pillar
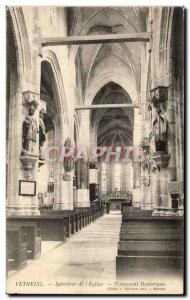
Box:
[132,162,141,208]
[53,127,74,211]
[167,85,177,182]
[7,91,41,216]
[106,162,112,195]
[121,163,127,192]
[125,162,130,191]
[132,108,143,208]
[140,140,154,210]
[111,162,116,193]
[89,164,98,184]
[75,110,90,207]
[7,7,43,216]
[149,86,172,216]
[164,82,183,215]
[55,179,74,210]
[141,184,153,210]
[73,166,77,208]
[100,163,106,196]
[151,153,170,215]
[76,159,90,207]
[128,161,133,192]
[89,162,98,202]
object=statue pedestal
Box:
[141,185,154,210]
[151,152,172,216]
[13,153,40,216]
[151,151,170,168]
[132,188,141,208]
[53,174,74,210]
[20,154,38,170]
[75,189,90,208]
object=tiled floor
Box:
[7,212,122,293]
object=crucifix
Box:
[25,172,31,181]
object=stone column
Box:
[132,162,141,208]
[106,162,112,195]
[165,80,183,215]
[141,184,153,210]
[73,165,77,208]
[167,84,177,182]
[76,159,90,207]
[56,178,74,210]
[140,141,154,210]
[132,108,143,208]
[7,91,41,216]
[75,110,90,207]
[121,163,127,192]
[89,162,98,202]
[152,153,170,216]
[125,162,130,191]
[149,86,171,216]
[7,7,44,216]
[53,125,74,210]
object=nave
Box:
[6,6,184,295]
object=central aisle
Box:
[7,212,122,293]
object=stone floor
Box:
[7,212,122,294]
[8,241,63,278]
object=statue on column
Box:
[63,138,75,180]
[39,109,46,159]
[152,105,168,152]
[22,102,38,154]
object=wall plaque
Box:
[19,180,36,196]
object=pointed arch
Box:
[41,50,69,126]
[8,7,32,87]
[86,75,138,105]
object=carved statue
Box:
[63,138,75,174]
[64,157,75,173]
[141,142,151,187]
[22,104,38,154]
[39,109,46,157]
[152,105,168,152]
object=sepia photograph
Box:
[5,5,184,295]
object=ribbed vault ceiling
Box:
[91,82,134,146]
[68,7,149,102]
[68,7,150,146]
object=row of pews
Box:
[116,207,184,279]
[7,206,104,274]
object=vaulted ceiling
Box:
[91,82,134,146]
[40,61,60,126]
[68,7,150,146]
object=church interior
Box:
[6,6,184,294]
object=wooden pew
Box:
[122,215,183,223]
[120,226,182,234]
[116,256,183,277]
[116,216,184,279]
[7,216,66,241]
[118,240,183,256]
[122,207,153,219]
[20,223,41,259]
[7,222,41,260]
[120,231,182,241]
[7,206,104,245]
[7,225,27,271]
